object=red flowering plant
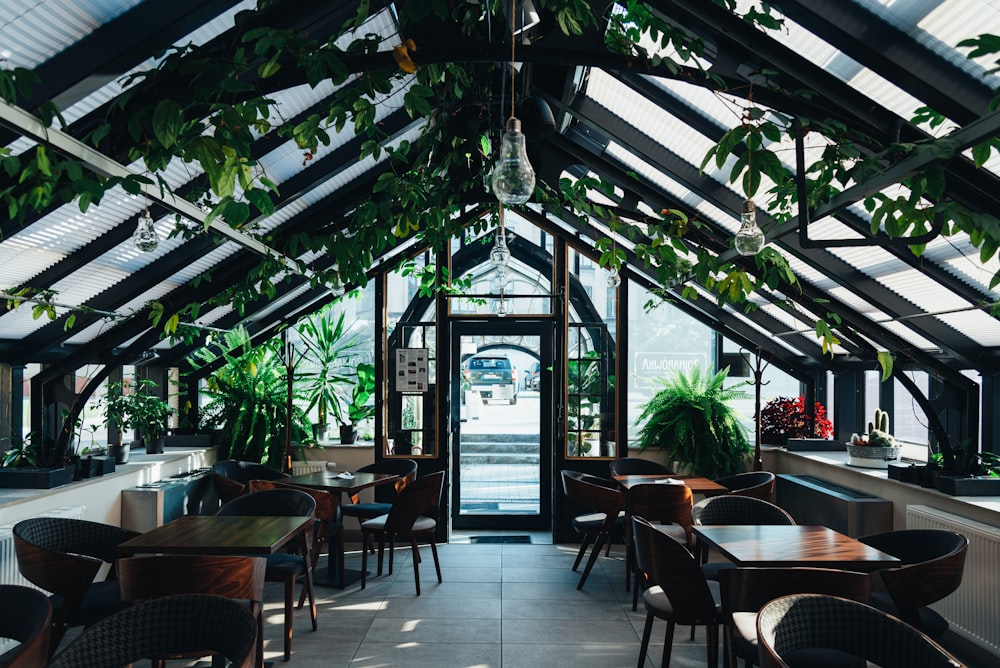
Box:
[759,396,834,444]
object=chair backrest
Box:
[713,471,775,501]
[117,554,266,605]
[356,458,418,501]
[626,482,694,546]
[48,594,258,668]
[12,517,139,655]
[719,567,869,618]
[248,479,340,555]
[383,470,445,533]
[631,515,718,626]
[217,487,317,519]
[608,457,673,476]
[692,495,795,526]
[857,529,969,629]
[561,469,626,514]
[212,460,290,504]
[756,594,964,668]
[0,585,51,668]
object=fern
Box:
[635,366,751,479]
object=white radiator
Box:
[291,462,325,475]
[906,505,1000,656]
[0,505,86,588]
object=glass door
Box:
[451,320,552,530]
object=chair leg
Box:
[706,622,719,668]
[387,536,396,575]
[573,534,594,571]
[638,613,655,668]
[282,578,294,661]
[361,533,370,589]
[661,620,676,668]
[577,533,604,590]
[632,565,641,611]
[430,534,442,584]
[411,536,421,596]
[625,542,633,592]
[376,535,386,576]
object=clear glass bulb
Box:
[132,212,159,252]
[329,275,345,298]
[490,118,535,205]
[607,266,621,289]
[491,271,510,295]
[494,297,509,317]
[734,199,765,256]
[489,231,511,268]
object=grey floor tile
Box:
[364,616,501,643]
[350,641,501,668]
[501,643,641,668]
[384,580,502,598]
[378,596,501,619]
[503,618,639,645]
[500,597,630,621]
[502,580,620,600]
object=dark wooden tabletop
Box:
[285,471,399,496]
[116,515,313,557]
[692,524,901,571]
[614,474,729,495]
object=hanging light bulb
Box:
[329,275,345,298]
[132,209,158,252]
[607,266,622,289]
[489,228,511,268]
[491,118,535,205]
[493,294,511,317]
[734,199,765,256]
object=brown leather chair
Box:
[48,594,258,668]
[713,471,776,502]
[341,458,418,553]
[0,584,51,668]
[857,529,969,638]
[217,488,317,661]
[361,470,445,596]
[632,515,722,668]
[625,481,693,609]
[757,594,964,668]
[117,554,266,668]
[560,470,625,590]
[12,517,139,657]
[719,567,870,668]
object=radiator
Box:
[775,474,893,537]
[0,505,86,588]
[291,461,325,475]
[906,505,1000,656]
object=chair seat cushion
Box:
[780,648,865,668]
[58,580,128,627]
[643,581,721,622]
[361,515,437,533]
[572,511,625,532]
[264,553,307,578]
[342,502,392,519]
[867,591,949,637]
[731,611,759,659]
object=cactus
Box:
[866,408,896,448]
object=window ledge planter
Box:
[0,466,74,489]
[934,475,1000,497]
[846,443,901,469]
[785,438,840,452]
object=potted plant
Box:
[924,440,1000,496]
[101,378,174,457]
[340,362,376,444]
[296,307,365,443]
[846,408,901,469]
[759,396,835,450]
[0,432,73,489]
[635,366,752,479]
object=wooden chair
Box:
[719,567,870,668]
[117,554,266,668]
[341,458,418,553]
[608,457,674,476]
[361,470,445,595]
[692,495,796,580]
[212,459,290,505]
[632,515,722,668]
[857,529,969,638]
[0,585,51,668]
[560,470,625,590]
[249,477,344,601]
[217,488,316,661]
[757,594,964,668]
[48,594,258,668]
[12,517,139,657]
[625,481,693,610]
[713,471,776,502]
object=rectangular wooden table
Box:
[692,524,901,571]
[284,470,400,588]
[116,515,314,557]
[614,474,729,496]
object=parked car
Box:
[526,361,541,391]
[465,354,518,405]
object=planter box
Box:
[79,455,116,478]
[0,466,73,489]
[785,438,840,452]
[934,475,1000,497]
[887,462,925,484]
[161,435,212,449]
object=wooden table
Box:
[116,515,314,557]
[614,474,729,496]
[284,470,400,588]
[692,524,901,571]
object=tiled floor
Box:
[252,536,723,668]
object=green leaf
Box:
[152,99,184,149]
[877,351,893,382]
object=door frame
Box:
[450,319,553,531]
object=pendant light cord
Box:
[508,0,516,122]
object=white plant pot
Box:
[845,443,901,469]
